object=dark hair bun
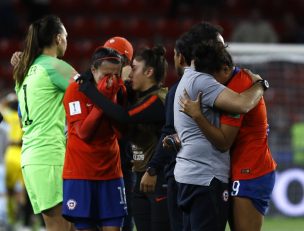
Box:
[152,45,166,57]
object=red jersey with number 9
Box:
[220,69,276,180]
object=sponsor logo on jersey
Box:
[155,196,167,203]
[133,154,144,161]
[132,144,144,160]
[241,168,251,174]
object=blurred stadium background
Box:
[1,0,304,230]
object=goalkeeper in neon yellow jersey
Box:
[14,15,77,231]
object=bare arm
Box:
[214,69,264,114]
[179,90,239,151]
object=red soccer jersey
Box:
[62,82,122,180]
[221,69,276,180]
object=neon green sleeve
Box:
[47,59,77,91]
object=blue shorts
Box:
[230,171,276,215]
[62,178,127,229]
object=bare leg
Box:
[233,197,263,231]
[42,203,75,231]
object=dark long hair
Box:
[175,22,223,66]
[135,45,168,85]
[193,41,233,74]
[14,15,64,87]
[91,47,122,68]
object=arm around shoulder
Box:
[214,82,264,114]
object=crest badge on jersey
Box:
[67,199,77,210]
[222,190,229,202]
[69,101,81,115]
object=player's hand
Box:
[163,134,181,151]
[179,89,202,119]
[140,172,157,193]
[11,51,23,67]
[243,68,262,83]
[97,75,114,97]
[121,65,132,81]
[76,69,93,84]
[97,75,122,101]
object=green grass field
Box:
[225,216,304,231]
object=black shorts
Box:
[177,178,229,231]
[132,171,170,231]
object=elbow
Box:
[237,96,261,113]
[217,146,230,153]
[120,115,131,124]
[78,135,90,142]
[81,136,92,143]
[214,141,231,152]
[121,117,130,124]
[77,131,93,142]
